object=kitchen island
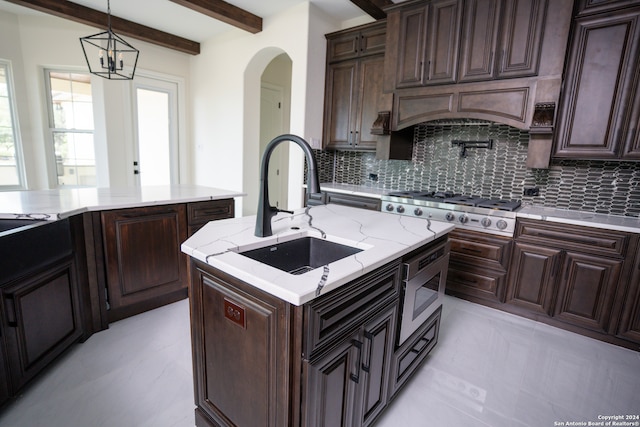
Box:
[181,204,454,426]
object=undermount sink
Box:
[238,236,363,275]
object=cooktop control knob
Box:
[396,205,405,213]
[458,214,469,224]
[445,212,456,221]
[496,219,508,230]
[386,204,394,212]
[481,217,492,227]
[414,208,423,216]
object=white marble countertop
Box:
[315,183,640,234]
[181,204,454,305]
[517,206,640,233]
[0,185,245,220]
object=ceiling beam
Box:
[169,0,262,34]
[350,0,394,20]
[3,0,201,55]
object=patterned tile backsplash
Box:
[314,120,640,217]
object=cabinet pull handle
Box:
[362,331,374,373]
[4,295,17,327]
[350,339,363,383]
[354,131,359,146]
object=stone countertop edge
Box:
[0,185,246,221]
[314,183,640,234]
[181,204,455,306]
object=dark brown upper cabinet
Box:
[324,21,389,151]
[327,22,387,63]
[554,5,640,160]
[386,0,547,89]
[389,0,462,88]
[459,0,547,82]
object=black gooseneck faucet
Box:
[255,134,321,237]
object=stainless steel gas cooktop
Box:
[381,190,521,237]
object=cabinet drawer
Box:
[449,229,511,270]
[390,305,441,397]
[187,199,234,230]
[515,219,629,257]
[303,261,401,358]
[447,263,507,303]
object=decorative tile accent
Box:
[321,120,640,217]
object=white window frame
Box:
[0,59,26,190]
[44,69,96,188]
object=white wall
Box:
[189,2,338,215]
[0,10,191,189]
[1,2,360,203]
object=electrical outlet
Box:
[523,187,540,196]
[368,173,378,182]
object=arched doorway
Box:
[242,49,293,217]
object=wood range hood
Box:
[372,76,560,166]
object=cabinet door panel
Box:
[359,305,396,426]
[497,0,546,78]
[426,0,462,85]
[2,259,82,391]
[101,204,188,317]
[617,261,640,342]
[458,0,502,82]
[555,9,640,159]
[396,6,428,88]
[305,335,360,427]
[554,252,622,333]
[506,242,562,315]
[324,61,357,149]
[355,55,385,150]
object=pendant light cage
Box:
[80,1,139,80]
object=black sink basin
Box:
[238,237,363,275]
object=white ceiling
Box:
[0,0,374,43]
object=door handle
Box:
[350,339,363,383]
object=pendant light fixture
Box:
[80,0,139,80]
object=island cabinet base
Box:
[189,249,442,427]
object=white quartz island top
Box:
[181,204,454,306]
[0,185,245,220]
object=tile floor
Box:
[0,296,638,427]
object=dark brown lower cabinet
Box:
[505,219,634,346]
[1,257,83,392]
[304,303,397,427]
[506,242,563,315]
[188,253,437,427]
[98,200,234,323]
[615,244,640,344]
[446,229,512,304]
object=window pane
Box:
[47,71,95,187]
[0,63,23,188]
[54,131,96,187]
[49,72,94,130]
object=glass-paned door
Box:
[133,76,179,186]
